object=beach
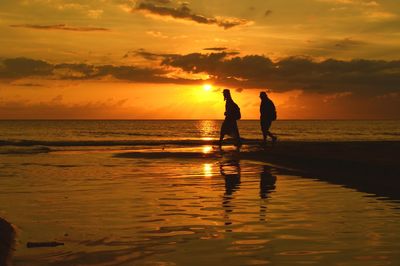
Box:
[1,120,400,265]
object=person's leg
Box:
[266,121,277,143]
[232,120,241,148]
[261,119,267,144]
[219,120,227,148]
[219,132,225,148]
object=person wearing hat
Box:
[219,89,242,149]
[259,92,277,145]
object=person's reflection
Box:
[259,165,276,222]
[220,159,241,230]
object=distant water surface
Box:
[0,120,399,152]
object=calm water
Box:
[1,120,400,265]
[0,120,399,144]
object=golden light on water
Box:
[202,145,213,154]
[198,120,217,140]
[203,163,213,177]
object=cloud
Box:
[134,2,251,29]
[203,47,228,51]
[11,82,44,87]
[161,52,400,95]
[0,58,53,79]
[2,53,400,97]
[9,24,110,32]
[146,30,168,39]
[364,11,397,21]
[323,91,352,103]
[333,38,366,49]
[147,0,172,3]
[124,49,175,61]
[0,57,199,84]
[264,10,272,16]
[87,9,104,19]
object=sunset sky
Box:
[1,0,399,119]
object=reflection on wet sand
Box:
[259,165,277,222]
[220,158,241,229]
[260,165,277,199]
[219,158,278,227]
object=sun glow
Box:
[203,84,213,91]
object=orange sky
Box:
[0,0,399,119]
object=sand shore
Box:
[0,218,15,266]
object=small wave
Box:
[0,138,263,148]
[75,131,165,137]
[0,146,51,154]
[380,132,400,136]
[0,139,215,147]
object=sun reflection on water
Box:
[202,145,213,154]
[198,120,218,140]
[203,163,213,177]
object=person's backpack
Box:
[269,100,277,121]
[232,102,241,120]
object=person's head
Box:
[223,89,231,100]
[260,91,268,100]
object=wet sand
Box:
[117,141,400,200]
[2,142,400,265]
[0,217,15,266]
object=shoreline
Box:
[0,218,15,266]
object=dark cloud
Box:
[334,38,366,49]
[147,0,171,3]
[11,83,44,87]
[0,58,53,79]
[10,24,110,32]
[124,49,177,60]
[134,2,250,29]
[161,52,400,95]
[203,47,228,51]
[0,57,199,85]
[3,54,400,96]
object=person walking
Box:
[259,92,277,145]
[219,89,242,149]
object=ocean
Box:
[1,120,400,265]
[1,120,399,153]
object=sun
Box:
[203,84,212,91]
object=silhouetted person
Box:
[260,92,277,145]
[219,89,242,149]
[220,159,241,228]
